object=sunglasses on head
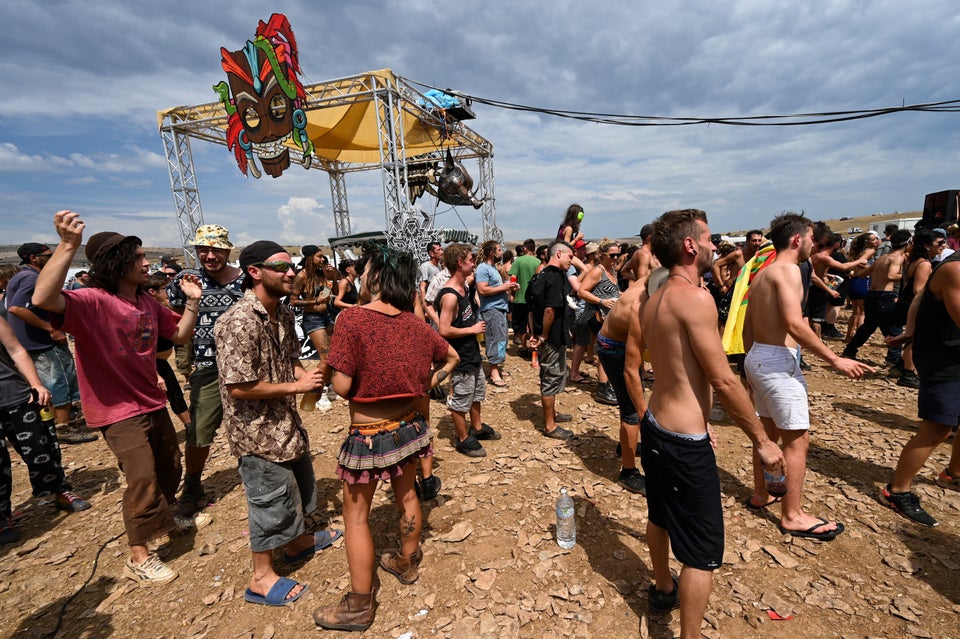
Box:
[256,260,296,273]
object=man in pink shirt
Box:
[32,210,204,585]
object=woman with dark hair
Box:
[291,245,334,371]
[844,232,880,343]
[313,243,458,632]
[332,259,359,315]
[557,203,587,260]
[892,229,942,388]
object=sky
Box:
[3,0,960,253]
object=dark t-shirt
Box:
[539,265,571,347]
[0,343,32,410]
[435,286,482,372]
[5,268,54,353]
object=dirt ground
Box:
[2,320,959,639]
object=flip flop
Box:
[568,375,592,384]
[744,496,781,510]
[778,518,845,541]
[283,529,342,564]
[244,577,307,606]
[488,379,508,388]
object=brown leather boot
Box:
[379,546,423,584]
[312,590,377,631]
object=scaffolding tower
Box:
[158,69,498,263]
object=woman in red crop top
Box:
[314,244,457,631]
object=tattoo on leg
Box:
[400,514,417,539]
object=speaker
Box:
[922,190,960,228]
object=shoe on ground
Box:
[937,468,960,489]
[544,425,573,440]
[55,490,92,512]
[176,477,207,518]
[618,468,646,495]
[455,434,486,458]
[880,484,938,527]
[473,423,501,441]
[822,326,844,340]
[317,394,333,411]
[648,575,680,615]
[841,348,856,360]
[124,553,178,585]
[418,475,442,501]
[0,518,20,545]
[325,385,339,401]
[313,590,378,631]
[555,413,573,423]
[379,546,423,584]
[55,423,98,445]
[593,383,619,406]
[897,372,920,389]
[888,359,906,377]
[174,511,213,532]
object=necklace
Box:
[669,272,696,286]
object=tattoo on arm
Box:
[435,369,449,383]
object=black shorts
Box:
[917,377,960,426]
[596,338,639,424]
[640,411,723,571]
[806,286,830,322]
[510,302,528,334]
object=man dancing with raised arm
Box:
[742,214,873,540]
[633,209,784,638]
[32,210,204,584]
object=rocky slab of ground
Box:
[2,326,959,639]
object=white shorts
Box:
[744,343,809,431]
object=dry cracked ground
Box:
[2,328,959,639]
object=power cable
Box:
[405,78,960,127]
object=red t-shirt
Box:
[54,288,180,427]
[327,307,449,402]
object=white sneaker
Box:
[317,394,333,411]
[174,511,212,532]
[124,553,178,585]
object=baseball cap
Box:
[17,242,51,264]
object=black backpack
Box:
[526,270,549,334]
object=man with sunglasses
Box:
[6,243,96,445]
[214,242,338,606]
[167,225,244,518]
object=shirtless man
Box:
[595,277,647,494]
[807,224,867,340]
[710,242,744,296]
[742,229,765,262]
[620,223,660,288]
[743,214,873,541]
[842,229,912,362]
[632,209,784,638]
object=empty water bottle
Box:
[555,488,576,549]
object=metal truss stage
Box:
[158,69,499,264]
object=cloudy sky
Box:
[3,0,959,251]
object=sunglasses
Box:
[256,260,296,273]
[605,252,621,258]
[935,239,947,246]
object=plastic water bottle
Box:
[555,488,576,549]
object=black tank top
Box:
[914,252,960,381]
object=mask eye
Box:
[243,106,261,130]
[269,94,287,121]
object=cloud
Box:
[0,142,164,175]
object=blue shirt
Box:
[475,262,509,312]
[5,268,54,353]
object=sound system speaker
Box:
[922,190,960,228]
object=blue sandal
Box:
[283,529,342,563]
[244,577,307,606]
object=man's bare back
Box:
[744,260,803,350]
[868,251,905,292]
[599,278,644,343]
[642,277,716,435]
[623,246,659,289]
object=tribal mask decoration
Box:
[213,14,313,178]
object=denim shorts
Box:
[237,452,316,552]
[302,312,334,334]
[31,343,81,407]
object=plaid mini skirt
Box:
[336,411,433,484]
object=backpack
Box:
[526,270,549,334]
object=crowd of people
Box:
[0,208,957,637]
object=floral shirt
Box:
[214,291,307,462]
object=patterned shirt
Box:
[167,268,244,368]
[214,291,307,462]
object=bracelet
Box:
[184,302,200,312]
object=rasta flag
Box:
[722,243,777,355]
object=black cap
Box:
[18,242,50,264]
[239,241,287,290]
[301,245,320,258]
